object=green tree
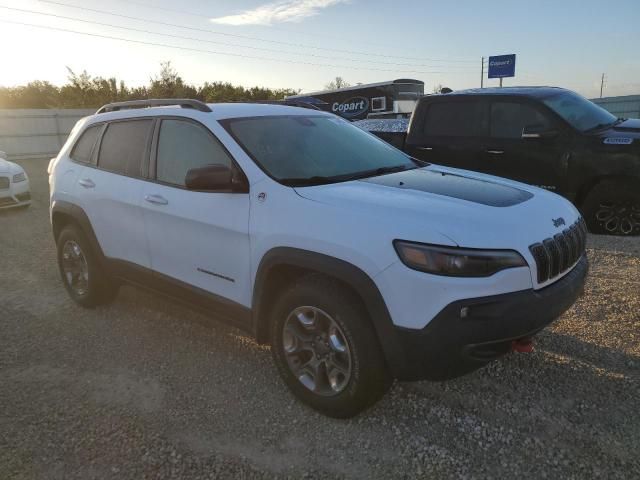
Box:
[325,76,350,90]
[0,62,300,108]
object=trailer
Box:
[285,79,424,121]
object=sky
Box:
[1,0,639,98]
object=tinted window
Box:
[156,119,233,186]
[224,115,415,185]
[98,120,152,176]
[424,101,486,137]
[543,90,616,132]
[70,125,101,163]
[491,102,552,139]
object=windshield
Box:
[222,115,419,186]
[543,90,617,132]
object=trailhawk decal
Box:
[361,169,534,207]
[332,97,369,118]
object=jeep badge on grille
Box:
[553,217,566,228]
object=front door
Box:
[479,99,569,193]
[140,118,251,308]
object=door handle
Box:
[78,178,95,188]
[144,194,168,206]
[486,149,504,155]
[417,146,433,151]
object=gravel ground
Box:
[1,158,639,479]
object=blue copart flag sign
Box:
[488,54,516,78]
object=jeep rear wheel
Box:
[56,225,118,307]
[582,180,640,236]
[270,275,391,418]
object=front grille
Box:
[0,196,16,207]
[0,177,8,189]
[529,218,587,283]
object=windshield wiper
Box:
[280,164,417,187]
[343,164,416,182]
[584,118,624,133]
[279,175,334,186]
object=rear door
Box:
[405,98,488,171]
[75,118,154,270]
[140,117,251,307]
[481,99,569,192]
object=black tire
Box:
[56,224,118,307]
[582,179,640,236]
[270,274,391,418]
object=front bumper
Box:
[0,180,31,209]
[392,254,588,381]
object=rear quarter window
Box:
[70,125,102,164]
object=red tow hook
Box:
[511,337,534,353]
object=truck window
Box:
[490,102,552,139]
[423,101,486,137]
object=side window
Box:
[424,101,486,137]
[70,125,101,164]
[490,102,552,139]
[156,119,233,187]
[98,120,153,176]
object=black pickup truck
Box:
[355,87,640,236]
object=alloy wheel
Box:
[61,240,89,296]
[282,306,352,396]
[595,201,640,235]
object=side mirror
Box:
[0,151,7,160]
[522,124,558,139]
[185,164,233,191]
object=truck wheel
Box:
[270,275,391,418]
[56,225,118,307]
[582,180,640,236]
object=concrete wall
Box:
[591,95,640,119]
[0,109,94,160]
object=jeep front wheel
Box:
[270,275,391,418]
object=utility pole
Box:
[600,73,606,98]
[481,57,484,88]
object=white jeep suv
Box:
[49,99,588,417]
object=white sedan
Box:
[0,151,31,209]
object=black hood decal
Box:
[361,169,533,207]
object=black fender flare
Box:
[252,247,408,377]
[50,200,106,264]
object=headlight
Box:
[12,172,26,183]
[394,240,527,277]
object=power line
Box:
[37,0,478,64]
[110,0,475,59]
[0,18,474,76]
[0,5,476,70]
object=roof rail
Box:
[96,99,212,114]
[246,100,323,111]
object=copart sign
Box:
[332,97,369,118]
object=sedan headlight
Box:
[394,240,527,277]
[12,172,26,183]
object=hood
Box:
[294,165,581,252]
[0,158,14,174]
[592,118,640,145]
[614,118,640,132]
